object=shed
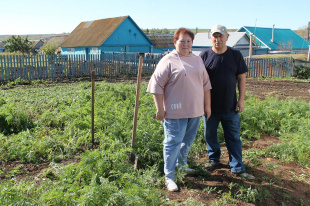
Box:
[192,32,254,57]
[237,26,310,53]
[31,40,44,54]
[60,16,155,55]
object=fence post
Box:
[91,70,95,148]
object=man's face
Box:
[211,32,229,50]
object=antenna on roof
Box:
[308,21,310,41]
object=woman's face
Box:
[174,33,192,56]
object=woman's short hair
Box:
[174,28,195,43]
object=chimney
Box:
[271,25,275,42]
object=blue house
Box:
[237,26,310,54]
[60,16,156,55]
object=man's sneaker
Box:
[235,172,255,181]
[165,179,178,192]
[205,161,220,169]
[180,167,195,174]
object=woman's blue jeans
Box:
[163,117,200,181]
[203,111,245,173]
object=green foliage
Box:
[0,149,163,205]
[4,35,32,55]
[241,94,310,166]
[0,102,34,135]
[41,40,58,55]
[143,28,171,34]
[0,80,310,204]
[293,65,310,79]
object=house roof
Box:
[60,15,152,47]
[147,34,174,49]
[237,26,310,50]
[193,32,250,47]
[47,35,68,47]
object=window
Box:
[91,47,99,53]
[67,48,75,53]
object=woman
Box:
[147,28,212,192]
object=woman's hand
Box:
[156,109,165,121]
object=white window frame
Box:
[91,47,99,53]
[67,48,75,53]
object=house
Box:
[192,32,254,57]
[237,26,310,54]
[45,34,68,54]
[60,16,155,55]
[31,40,44,54]
[147,34,175,53]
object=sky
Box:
[1,0,309,35]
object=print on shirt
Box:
[171,102,182,110]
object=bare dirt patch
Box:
[246,78,310,102]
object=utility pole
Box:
[249,33,253,59]
[308,22,310,41]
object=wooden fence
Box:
[245,57,294,78]
[0,53,295,81]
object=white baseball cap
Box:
[210,25,228,35]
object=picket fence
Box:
[0,53,294,81]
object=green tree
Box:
[4,35,32,55]
[41,40,58,55]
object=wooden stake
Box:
[91,70,95,148]
[130,55,143,168]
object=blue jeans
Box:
[203,111,245,173]
[163,117,200,181]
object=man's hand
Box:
[205,107,211,120]
[236,100,244,113]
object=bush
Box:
[293,65,310,79]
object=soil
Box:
[1,78,310,205]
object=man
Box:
[199,25,255,181]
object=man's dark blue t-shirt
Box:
[199,47,248,114]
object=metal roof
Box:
[60,16,152,47]
[238,26,310,50]
[193,32,249,47]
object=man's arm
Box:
[236,73,246,113]
[153,94,165,121]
